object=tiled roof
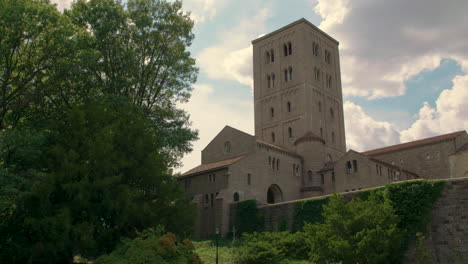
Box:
[456,142,468,153]
[294,131,325,145]
[180,155,247,177]
[362,131,466,156]
[319,161,337,171]
[256,140,302,158]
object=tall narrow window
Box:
[289,67,293,80]
[233,192,239,202]
[288,127,292,138]
[247,173,251,185]
[288,42,292,55]
[271,73,276,87]
[287,101,291,112]
[270,107,274,118]
[270,49,275,62]
[330,108,334,119]
[346,161,352,174]
[318,101,322,112]
[272,158,276,169]
[313,43,319,56]
[283,44,288,56]
[277,159,280,170]
[271,132,275,143]
[353,160,358,172]
[284,69,288,82]
[307,171,313,184]
[265,51,270,64]
[210,193,214,207]
[321,174,325,184]
[332,172,335,183]
[267,75,271,88]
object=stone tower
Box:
[252,18,346,162]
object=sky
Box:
[51,0,468,174]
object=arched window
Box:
[267,75,271,88]
[330,108,334,119]
[270,49,275,62]
[277,159,280,170]
[270,107,274,118]
[289,67,293,81]
[318,101,322,112]
[288,42,292,55]
[271,73,276,87]
[265,51,270,64]
[314,67,321,81]
[307,170,313,184]
[283,44,288,56]
[271,132,275,143]
[287,101,291,112]
[284,69,288,82]
[288,127,292,138]
[233,192,239,202]
[331,132,336,143]
[272,157,276,169]
[313,42,319,56]
[326,75,332,88]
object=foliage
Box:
[97,227,201,264]
[384,180,446,234]
[292,197,329,231]
[234,199,264,234]
[304,193,404,264]
[194,239,240,264]
[234,232,308,264]
[0,97,195,263]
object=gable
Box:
[201,126,256,164]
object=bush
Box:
[96,227,201,264]
[235,232,308,264]
[293,197,329,231]
[234,200,264,234]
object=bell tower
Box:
[252,18,346,158]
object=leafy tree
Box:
[304,193,404,264]
[0,96,195,263]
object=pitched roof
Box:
[294,131,325,145]
[362,131,466,156]
[456,142,468,153]
[180,155,247,177]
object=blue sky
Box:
[52,0,468,173]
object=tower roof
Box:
[251,18,339,45]
[294,131,325,145]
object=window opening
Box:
[271,73,276,87]
[353,160,358,172]
[247,173,251,185]
[288,127,292,138]
[288,42,292,55]
[233,192,239,202]
[307,170,313,184]
[271,132,275,143]
[289,67,293,80]
[270,49,274,62]
[321,174,325,184]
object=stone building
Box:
[178,18,468,237]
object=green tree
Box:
[304,193,404,264]
[0,96,195,263]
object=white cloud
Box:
[50,0,72,11]
[183,0,228,23]
[344,101,400,151]
[196,8,272,90]
[313,0,468,99]
[177,84,253,173]
[400,75,468,142]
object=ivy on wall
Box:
[292,197,329,232]
[235,200,264,235]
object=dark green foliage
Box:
[97,227,201,264]
[292,197,329,231]
[0,97,196,263]
[235,232,308,264]
[235,200,264,234]
[304,193,404,264]
[384,180,446,234]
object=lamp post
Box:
[215,227,219,264]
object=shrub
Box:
[292,197,329,231]
[234,200,264,234]
[96,227,201,264]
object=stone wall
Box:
[230,178,468,263]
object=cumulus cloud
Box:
[177,84,254,173]
[314,0,468,99]
[400,75,468,142]
[196,8,272,90]
[344,101,400,151]
[183,0,228,23]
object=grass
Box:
[193,238,313,264]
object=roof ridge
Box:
[363,130,466,156]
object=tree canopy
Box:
[0,0,198,263]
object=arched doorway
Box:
[267,184,283,204]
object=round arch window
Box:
[233,192,239,202]
[224,141,231,153]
